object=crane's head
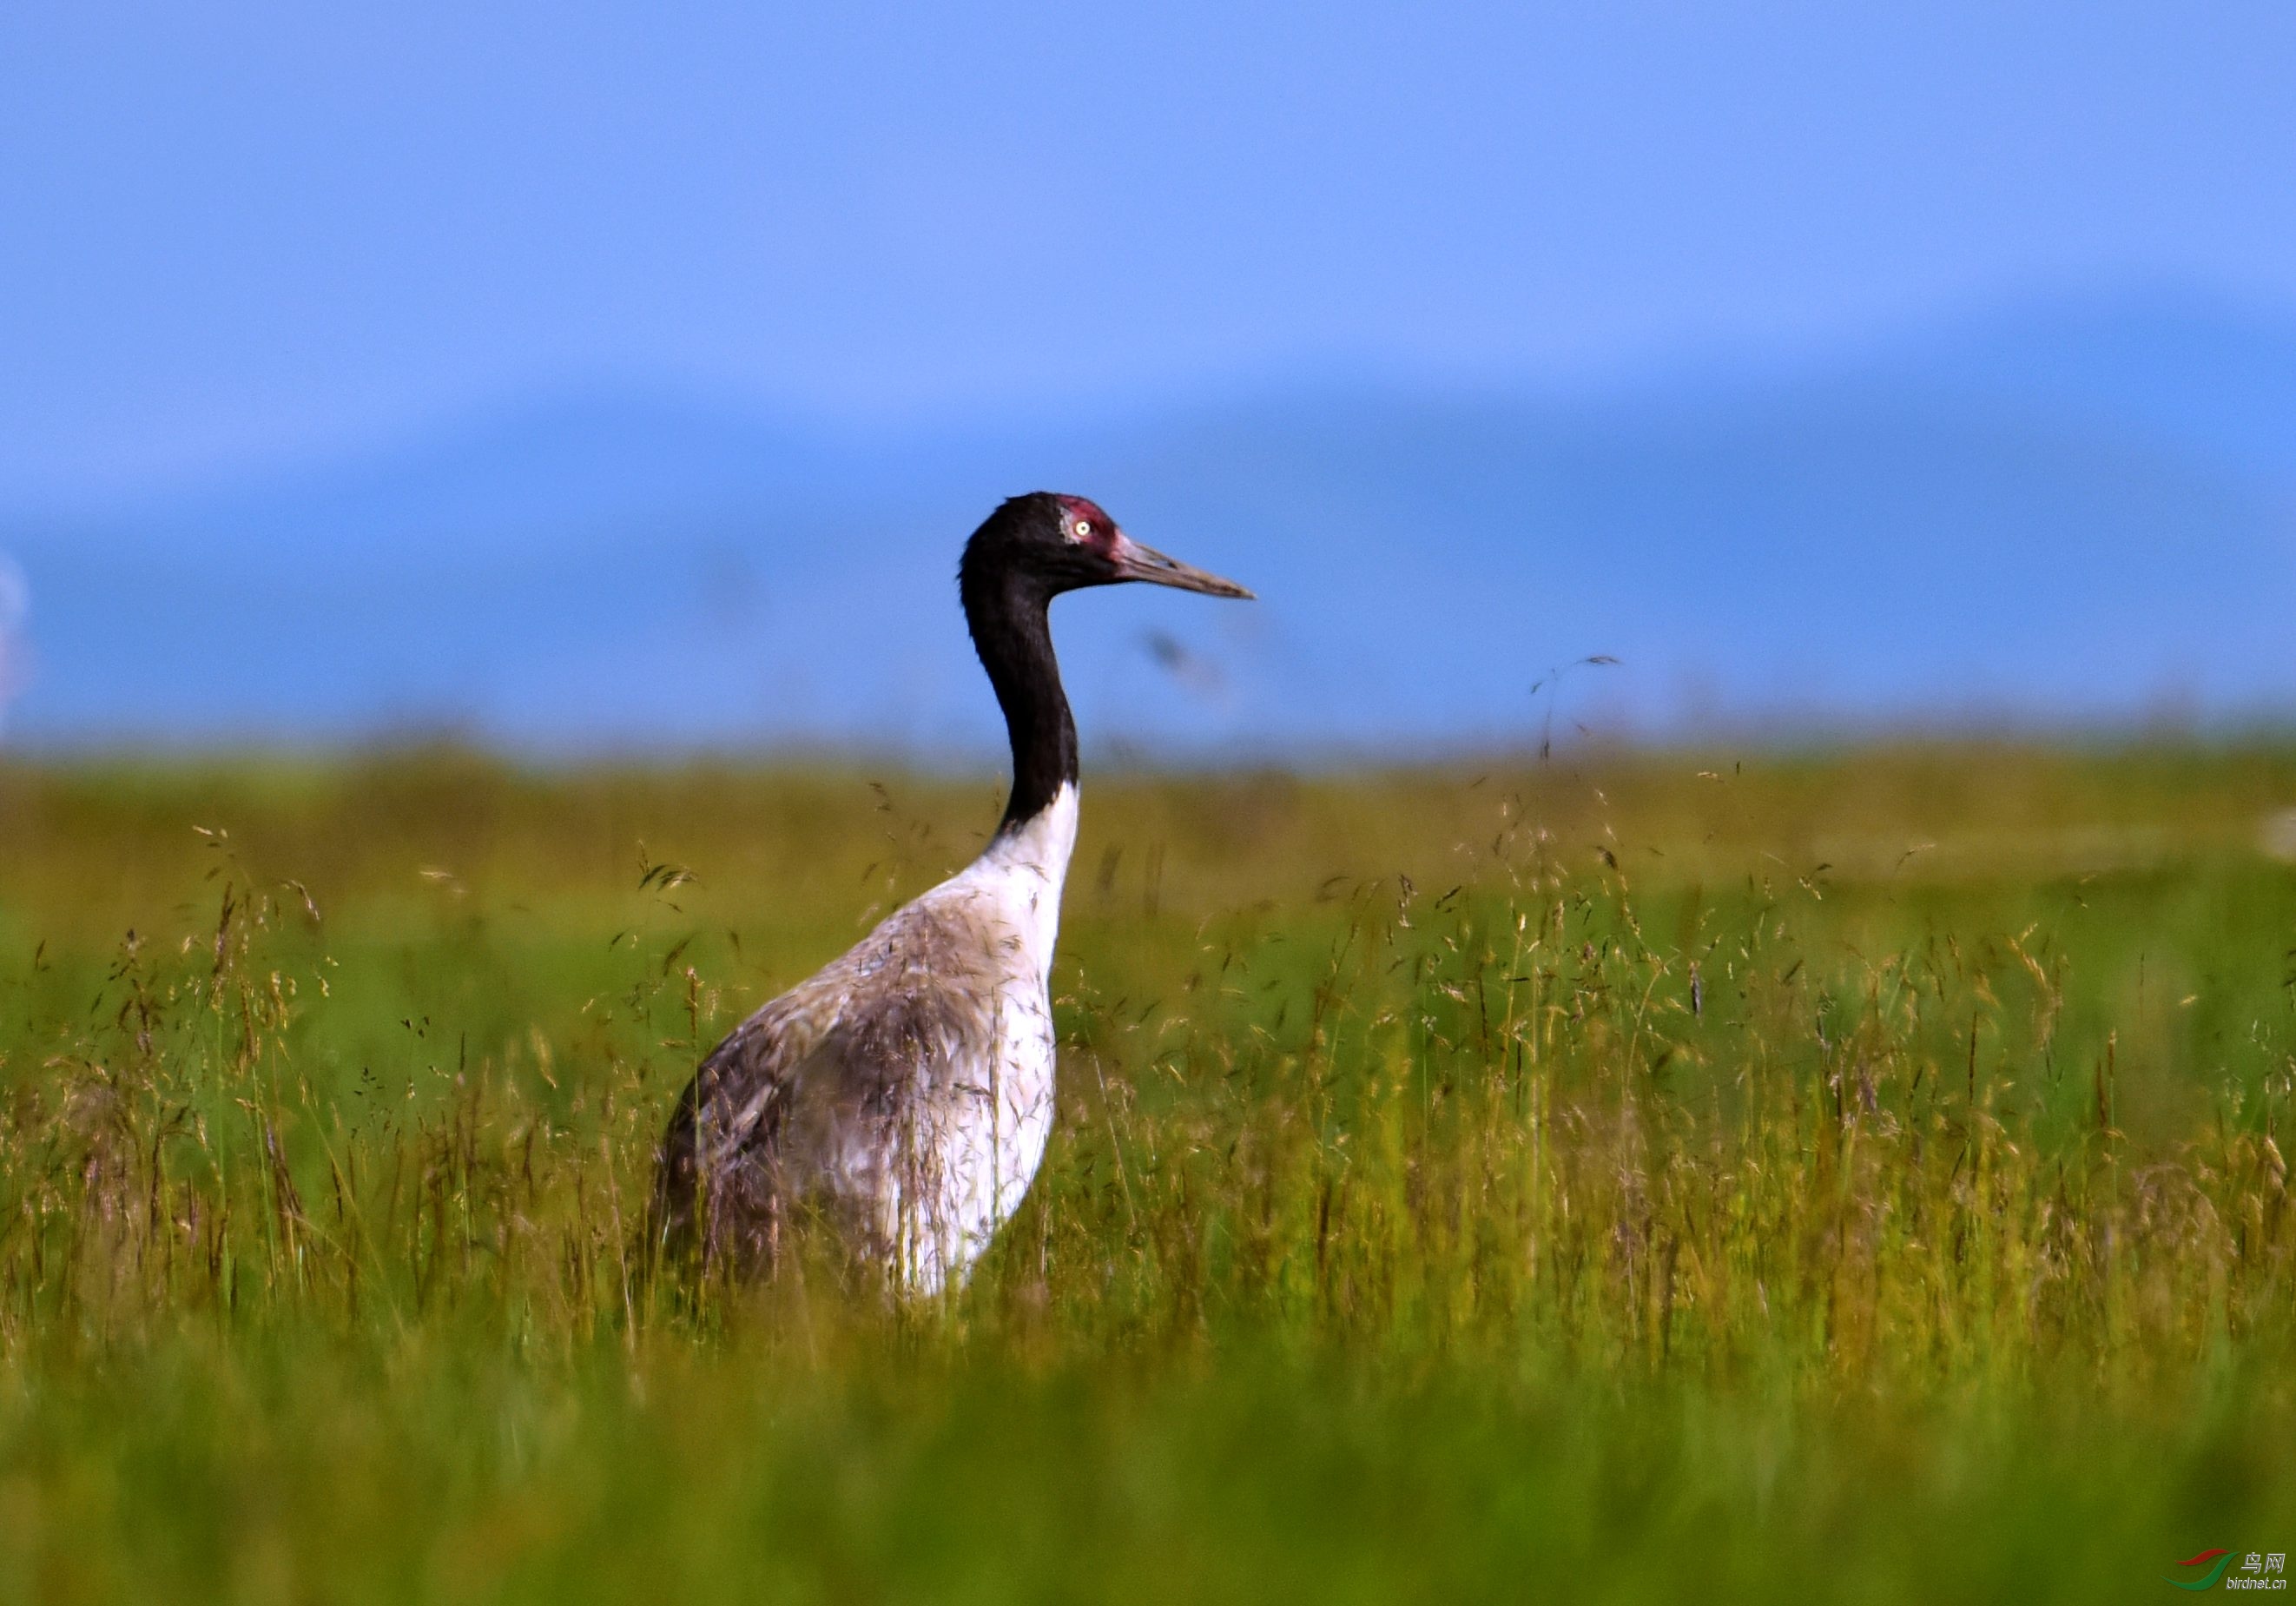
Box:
[962,492,1254,603]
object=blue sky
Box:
[6,0,2296,501]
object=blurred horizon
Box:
[5,2,2294,754]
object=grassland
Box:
[0,743,2291,1603]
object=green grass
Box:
[0,744,2291,1602]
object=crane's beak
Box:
[1109,534,1255,599]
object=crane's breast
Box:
[884,968,1056,1294]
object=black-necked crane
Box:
[650,492,1252,1293]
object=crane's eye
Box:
[1073,520,1092,540]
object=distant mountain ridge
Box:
[5,288,2294,752]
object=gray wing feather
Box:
[648,892,1009,1276]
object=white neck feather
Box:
[958,781,1079,981]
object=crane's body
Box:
[650,494,1247,1293]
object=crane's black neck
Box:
[961,567,1077,836]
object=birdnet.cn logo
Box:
[2165,1550,2288,1591]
